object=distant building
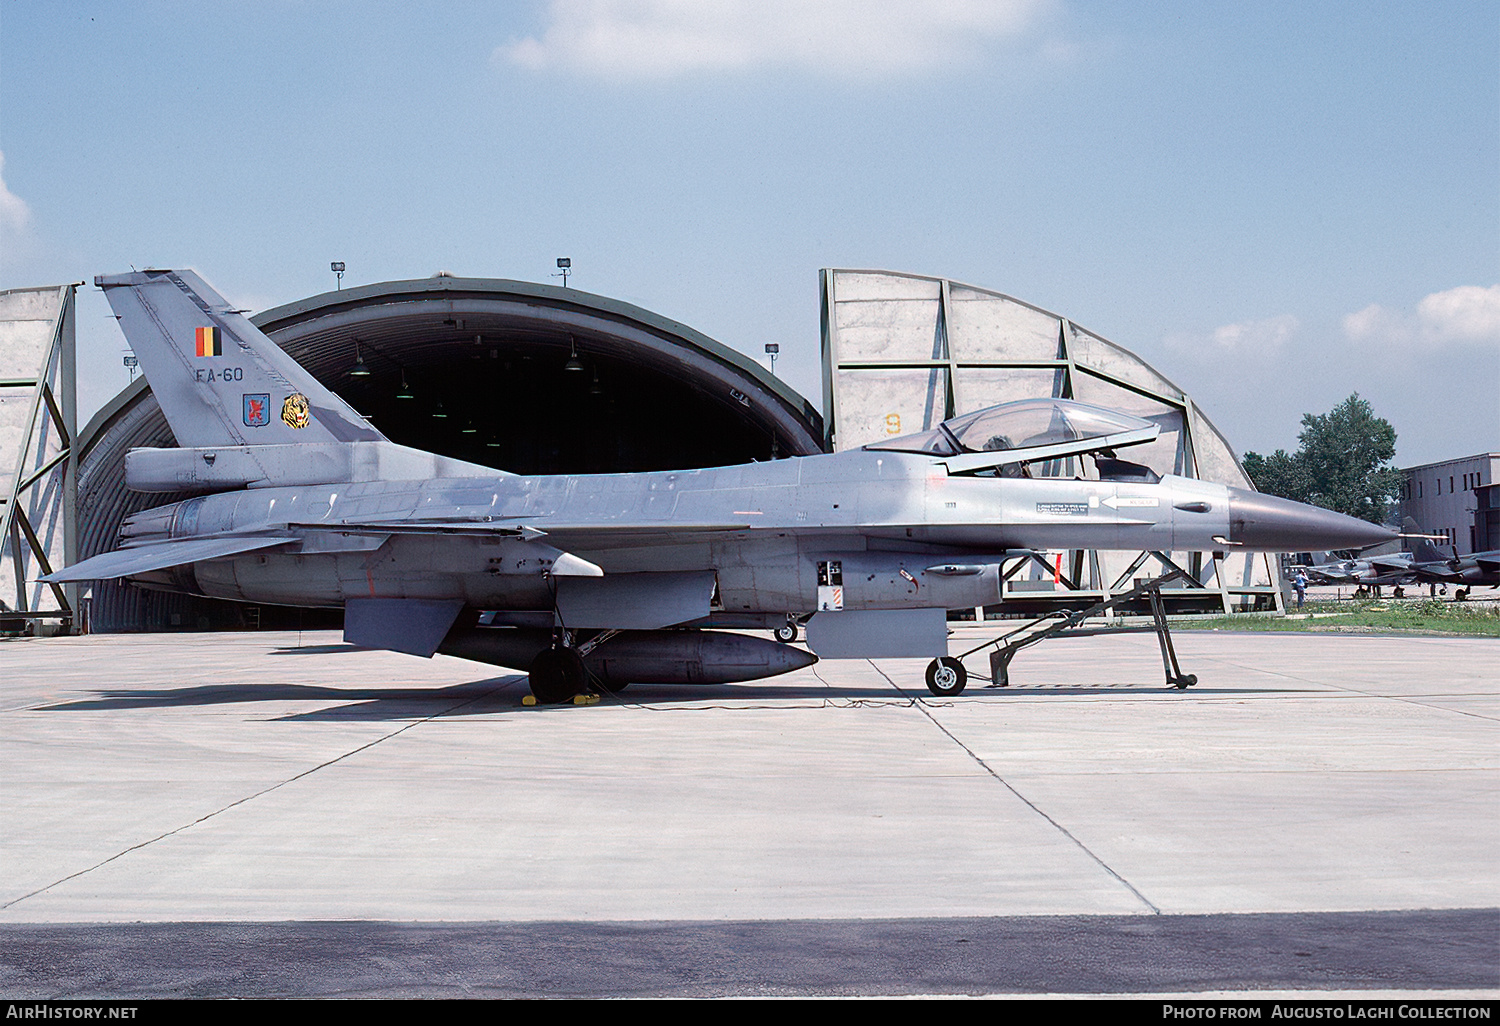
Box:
[1398,454,1499,556]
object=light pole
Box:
[764,343,779,377]
[331,261,346,290]
[553,257,571,287]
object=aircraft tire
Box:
[926,657,967,697]
[774,621,799,644]
[529,647,587,704]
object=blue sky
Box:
[2,0,1496,466]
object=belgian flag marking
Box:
[195,326,221,357]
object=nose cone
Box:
[1226,487,1396,551]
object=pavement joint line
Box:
[0,678,507,912]
[1182,652,1500,723]
[865,659,1163,916]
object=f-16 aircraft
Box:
[1299,551,1417,589]
[46,270,1395,702]
[1407,537,1500,599]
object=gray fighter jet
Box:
[1299,552,1417,589]
[1407,537,1500,599]
[46,270,1395,701]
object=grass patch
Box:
[1178,599,1500,637]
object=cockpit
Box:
[863,397,1162,481]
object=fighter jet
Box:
[1299,551,1417,589]
[1406,537,1500,599]
[45,270,1395,701]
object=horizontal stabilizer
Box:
[41,535,293,582]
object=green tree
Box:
[1243,394,1401,524]
[1241,448,1311,504]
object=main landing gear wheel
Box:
[1170,674,1198,690]
[774,621,799,644]
[529,647,587,704]
[925,657,967,697]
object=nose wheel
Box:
[925,657,968,696]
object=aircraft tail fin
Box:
[1411,535,1456,564]
[1402,517,1453,563]
[1424,542,1459,563]
[97,269,385,449]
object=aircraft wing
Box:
[1415,565,1465,582]
[41,534,295,582]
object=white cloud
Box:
[1417,284,1500,342]
[1166,313,1299,361]
[1342,285,1500,350]
[1208,313,1299,352]
[1341,303,1408,345]
[499,0,1053,81]
[0,151,32,239]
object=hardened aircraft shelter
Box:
[821,269,1278,616]
[0,284,77,631]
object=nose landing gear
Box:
[925,656,968,696]
[923,571,1200,696]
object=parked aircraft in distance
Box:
[1299,551,1416,590]
[1407,537,1500,600]
[46,270,1395,702]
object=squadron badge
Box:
[243,393,270,427]
[281,392,311,429]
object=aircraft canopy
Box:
[865,398,1160,467]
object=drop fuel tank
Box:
[438,627,817,685]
